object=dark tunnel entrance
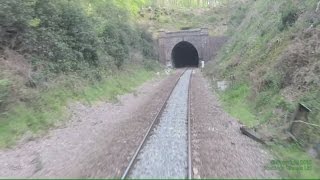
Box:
[171,41,199,68]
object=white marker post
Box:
[201,60,204,71]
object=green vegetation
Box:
[204,0,320,178]
[206,0,320,138]
[1,0,319,178]
[0,79,10,111]
[0,67,154,148]
[148,0,228,9]
[137,1,320,177]
[219,83,257,127]
[0,0,160,147]
[140,1,320,177]
[271,143,320,179]
[138,0,233,35]
[279,3,299,31]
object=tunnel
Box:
[171,41,199,68]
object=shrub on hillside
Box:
[0,0,156,80]
[279,4,299,31]
[276,29,320,90]
[0,79,10,111]
[228,6,248,32]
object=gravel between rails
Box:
[129,69,193,179]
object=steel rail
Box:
[121,68,189,179]
[187,69,193,179]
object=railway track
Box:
[121,68,193,179]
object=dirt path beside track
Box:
[190,69,279,178]
[0,70,183,178]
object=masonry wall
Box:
[158,29,228,67]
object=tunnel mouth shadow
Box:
[171,41,199,68]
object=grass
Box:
[270,143,320,179]
[0,79,10,109]
[83,68,155,103]
[139,3,233,36]
[217,82,320,178]
[0,67,154,148]
[219,83,257,127]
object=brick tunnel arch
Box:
[171,41,199,68]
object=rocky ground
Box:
[190,69,279,178]
[0,70,183,178]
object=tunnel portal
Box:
[171,41,199,68]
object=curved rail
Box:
[121,68,189,179]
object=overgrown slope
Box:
[137,0,239,36]
[205,0,320,178]
[0,0,159,147]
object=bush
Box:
[0,0,157,79]
[143,59,161,71]
[208,16,217,22]
[228,6,248,30]
[279,4,299,31]
[261,72,282,92]
[0,0,158,147]
[0,79,10,111]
